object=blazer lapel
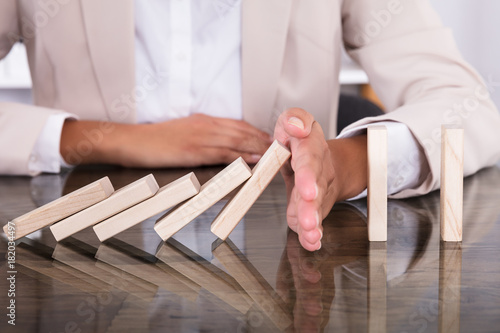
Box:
[80,0,136,123]
[241,0,293,132]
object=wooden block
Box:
[211,140,291,240]
[367,126,387,242]
[156,241,254,313]
[93,173,200,242]
[3,177,114,240]
[212,239,292,330]
[154,157,252,241]
[50,174,159,241]
[367,242,387,333]
[440,125,464,242]
[438,242,462,332]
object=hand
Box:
[274,108,367,251]
[60,114,272,168]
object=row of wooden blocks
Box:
[368,125,464,242]
[4,124,464,245]
[4,140,292,243]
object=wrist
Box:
[327,135,368,201]
[60,120,123,165]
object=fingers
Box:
[207,132,270,156]
[292,125,328,251]
[191,114,272,156]
[274,108,315,145]
[195,147,263,166]
[275,109,334,252]
[212,115,273,142]
[290,133,325,201]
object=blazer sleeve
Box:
[0,1,67,176]
[341,0,500,198]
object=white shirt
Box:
[29,0,424,198]
[134,0,242,123]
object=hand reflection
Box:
[277,229,336,332]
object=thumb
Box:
[274,108,315,145]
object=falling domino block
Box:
[367,126,387,242]
[154,157,252,241]
[93,173,200,242]
[211,140,291,240]
[50,174,159,241]
[440,125,464,242]
[3,177,114,240]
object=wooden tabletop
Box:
[1,164,499,332]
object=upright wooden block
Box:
[367,126,387,242]
[440,125,464,242]
[93,173,200,242]
[211,140,291,240]
[154,157,252,241]
[3,177,114,240]
[50,174,159,241]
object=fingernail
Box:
[251,154,262,162]
[288,117,304,130]
[318,228,323,240]
[317,242,322,251]
[314,183,319,200]
[315,211,320,228]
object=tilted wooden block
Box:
[211,140,291,240]
[367,126,388,242]
[50,174,159,241]
[3,177,114,240]
[440,125,464,242]
[154,157,252,241]
[93,173,200,242]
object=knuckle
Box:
[229,136,244,148]
[218,149,234,162]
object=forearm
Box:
[59,120,134,166]
[60,115,271,168]
[328,135,367,201]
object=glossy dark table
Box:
[1,165,499,332]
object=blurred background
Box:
[1,0,499,110]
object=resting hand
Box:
[61,113,272,168]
